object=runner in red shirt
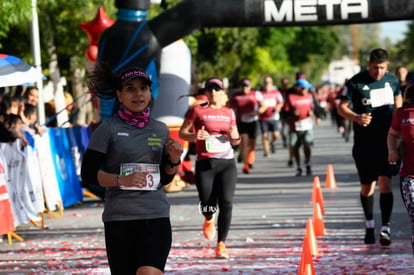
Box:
[229,78,266,174]
[259,75,284,157]
[179,77,241,259]
[284,79,315,176]
[387,85,414,255]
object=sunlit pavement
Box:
[1,119,413,274]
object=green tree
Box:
[0,0,116,125]
[393,21,414,71]
[186,27,260,85]
[184,25,341,87]
[0,0,115,73]
[0,1,31,47]
[1,0,376,119]
[0,1,346,88]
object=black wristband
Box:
[168,158,181,167]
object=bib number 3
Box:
[119,163,160,191]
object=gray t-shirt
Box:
[87,115,170,222]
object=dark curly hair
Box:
[87,61,120,100]
[88,62,151,101]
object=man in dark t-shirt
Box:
[338,48,402,246]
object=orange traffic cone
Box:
[306,219,319,257]
[325,164,337,189]
[311,176,320,204]
[313,202,326,236]
[312,176,325,216]
[298,236,316,275]
[303,264,315,275]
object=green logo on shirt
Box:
[147,137,162,148]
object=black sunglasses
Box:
[207,86,222,91]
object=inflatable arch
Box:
[97,0,413,120]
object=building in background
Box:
[322,56,360,86]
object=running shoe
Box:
[364,228,375,244]
[380,230,391,246]
[287,160,293,167]
[271,144,276,154]
[247,151,255,167]
[306,165,312,176]
[242,164,250,174]
[203,217,216,240]
[215,241,229,259]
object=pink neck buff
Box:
[118,104,150,128]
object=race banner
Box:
[35,133,62,212]
[74,125,92,156]
[65,127,82,178]
[2,141,32,226]
[0,148,15,236]
[68,125,92,178]
[48,128,82,207]
[24,142,46,214]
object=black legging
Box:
[195,158,237,243]
[400,176,414,256]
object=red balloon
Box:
[79,6,115,46]
[86,45,98,62]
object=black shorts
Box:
[259,119,280,133]
[104,218,172,274]
[237,121,258,139]
[352,144,391,184]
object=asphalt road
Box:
[0,119,413,274]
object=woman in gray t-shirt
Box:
[81,66,183,275]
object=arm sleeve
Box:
[159,151,176,186]
[81,148,106,185]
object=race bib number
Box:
[264,98,276,107]
[295,117,313,131]
[119,163,160,191]
[205,135,231,153]
[370,86,394,108]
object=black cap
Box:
[119,67,152,86]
